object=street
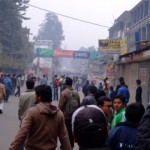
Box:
[0,90,81,150]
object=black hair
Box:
[65,77,73,85]
[110,86,113,90]
[125,102,145,123]
[87,85,97,95]
[114,95,126,103]
[95,90,106,101]
[119,77,124,83]
[35,85,52,102]
[26,79,35,89]
[136,79,141,85]
[97,96,112,106]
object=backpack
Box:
[66,90,79,115]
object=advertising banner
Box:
[99,39,121,50]
[106,62,115,81]
[37,48,53,57]
[74,51,90,59]
[53,49,74,58]
[99,39,127,55]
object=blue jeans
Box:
[54,87,58,100]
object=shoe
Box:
[0,110,3,114]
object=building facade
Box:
[109,0,150,106]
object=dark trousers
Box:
[65,119,74,148]
[4,89,10,102]
[15,86,20,97]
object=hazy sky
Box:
[23,0,141,50]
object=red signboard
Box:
[54,49,74,58]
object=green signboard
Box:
[90,51,102,60]
[37,48,53,57]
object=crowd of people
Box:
[0,72,148,149]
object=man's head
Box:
[87,85,97,95]
[110,86,114,91]
[125,102,145,124]
[95,90,106,101]
[35,85,52,103]
[97,96,113,117]
[65,77,73,86]
[32,76,36,83]
[113,95,126,111]
[119,77,124,84]
[72,105,108,148]
[26,79,35,89]
[136,79,141,86]
[7,74,10,77]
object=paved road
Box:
[0,89,82,150]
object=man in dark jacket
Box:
[135,79,142,103]
[115,77,128,94]
[106,102,145,150]
[82,80,90,97]
[80,85,97,106]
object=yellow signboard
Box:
[99,39,127,54]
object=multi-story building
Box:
[108,0,150,106]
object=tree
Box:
[0,0,31,72]
[78,46,96,51]
[37,13,65,49]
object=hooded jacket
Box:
[9,102,71,150]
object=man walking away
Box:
[0,79,6,113]
[135,79,142,103]
[117,82,130,103]
[4,74,12,102]
[40,75,48,85]
[80,85,97,106]
[18,79,36,150]
[54,76,59,100]
[18,79,36,124]
[9,85,71,150]
[15,75,21,97]
[116,77,128,94]
[11,74,16,95]
[59,77,80,149]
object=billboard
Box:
[99,39,121,50]
[74,51,90,59]
[37,48,53,57]
[99,39,127,55]
[53,49,74,58]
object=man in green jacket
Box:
[111,95,126,128]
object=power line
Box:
[27,4,110,28]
